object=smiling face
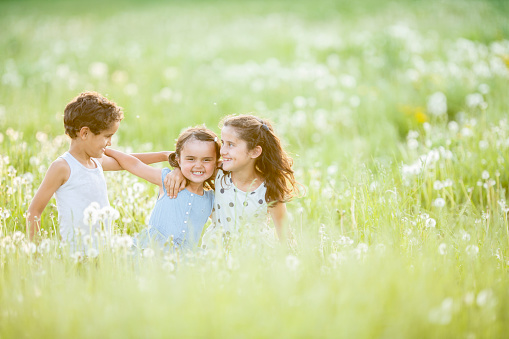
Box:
[85,121,120,158]
[220,125,260,172]
[177,138,217,185]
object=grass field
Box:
[1,0,509,337]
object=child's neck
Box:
[68,142,96,169]
[185,182,205,196]
[231,167,263,192]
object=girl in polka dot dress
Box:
[165,115,299,244]
[105,127,220,251]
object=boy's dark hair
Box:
[220,114,300,204]
[168,126,221,190]
[64,91,124,138]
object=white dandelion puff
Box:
[427,92,447,116]
[425,218,437,228]
[438,243,447,255]
[143,248,155,258]
[466,93,485,108]
[86,247,99,258]
[433,198,446,208]
[482,171,490,180]
[466,245,479,256]
[433,180,443,190]
[286,255,300,271]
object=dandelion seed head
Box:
[425,218,436,228]
[466,244,479,256]
[438,243,447,255]
[286,255,300,271]
[143,248,155,258]
[433,198,446,208]
[427,92,447,116]
[86,247,99,258]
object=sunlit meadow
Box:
[1,0,509,337]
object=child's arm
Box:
[104,148,162,186]
[269,202,288,242]
[163,167,187,198]
[26,159,70,241]
[100,151,172,172]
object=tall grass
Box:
[1,0,509,337]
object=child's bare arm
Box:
[104,148,162,186]
[101,151,172,171]
[163,167,187,198]
[269,202,288,242]
[26,159,70,241]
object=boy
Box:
[26,91,169,244]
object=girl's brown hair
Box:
[221,114,299,204]
[168,126,221,190]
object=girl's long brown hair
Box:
[168,126,221,190]
[221,114,300,204]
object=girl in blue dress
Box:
[105,126,220,250]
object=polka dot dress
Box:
[207,169,268,233]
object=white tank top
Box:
[55,152,110,244]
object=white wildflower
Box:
[438,243,447,255]
[143,248,155,258]
[443,179,453,187]
[482,171,490,180]
[89,62,108,78]
[38,239,51,253]
[428,298,453,325]
[461,231,471,242]
[425,218,437,228]
[447,121,459,133]
[22,242,37,254]
[466,93,485,108]
[86,247,99,258]
[478,83,490,94]
[476,289,496,308]
[286,255,300,271]
[464,292,475,305]
[427,92,447,116]
[433,198,446,208]
[162,261,175,272]
[357,243,368,253]
[83,203,100,225]
[479,140,489,150]
[99,206,120,222]
[70,251,84,263]
[466,245,479,256]
[293,96,307,108]
[118,235,134,248]
[12,231,24,242]
[407,138,419,150]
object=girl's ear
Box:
[79,127,90,139]
[249,145,263,159]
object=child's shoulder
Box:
[50,157,71,172]
[44,157,71,186]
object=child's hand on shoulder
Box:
[164,168,186,198]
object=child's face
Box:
[178,139,216,185]
[86,121,120,158]
[220,126,257,172]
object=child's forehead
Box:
[220,126,241,140]
[100,121,120,134]
[181,139,216,155]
